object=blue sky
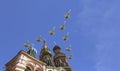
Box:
[0,0,120,71]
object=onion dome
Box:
[53,45,61,53]
[39,40,54,66]
[26,46,37,58]
[53,45,66,58]
[40,40,52,57]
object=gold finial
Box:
[43,40,47,49]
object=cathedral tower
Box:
[53,45,72,71]
[39,40,54,67]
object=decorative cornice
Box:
[5,50,46,67]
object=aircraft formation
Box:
[24,9,73,60]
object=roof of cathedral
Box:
[5,50,47,66]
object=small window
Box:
[25,66,31,71]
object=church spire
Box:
[39,40,54,67]
[43,40,48,49]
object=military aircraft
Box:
[68,55,73,59]
[49,27,55,35]
[24,41,30,47]
[66,45,72,51]
[60,21,66,30]
[36,35,42,42]
[64,9,71,19]
[63,32,69,41]
[63,35,68,41]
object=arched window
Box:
[35,67,42,71]
[25,66,31,71]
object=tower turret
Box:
[39,40,54,67]
[53,45,72,71]
[26,45,37,58]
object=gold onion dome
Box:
[41,40,52,56]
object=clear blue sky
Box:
[0,0,120,71]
